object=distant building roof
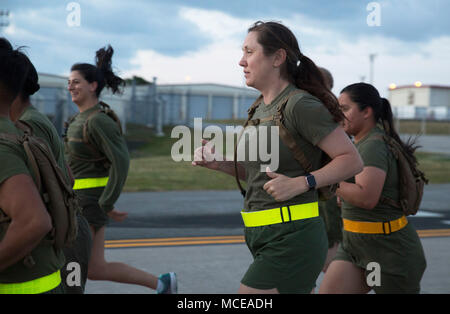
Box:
[391,84,450,90]
[37,72,259,97]
[157,83,258,95]
[38,72,68,88]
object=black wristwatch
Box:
[305,173,316,191]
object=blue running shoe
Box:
[157,272,177,294]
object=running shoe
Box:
[157,272,177,294]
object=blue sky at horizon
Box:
[1,0,449,96]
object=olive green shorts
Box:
[42,283,65,294]
[61,213,92,294]
[241,217,328,294]
[319,197,343,248]
[334,222,427,294]
[81,202,108,232]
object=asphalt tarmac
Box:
[84,184,450,294]
[84,133,450,294]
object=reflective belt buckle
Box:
[382,221,392,235]
[280,206,292,223]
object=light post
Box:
[0,9,10,31]
[369,53,377,85]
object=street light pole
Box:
[0,10,10,31]
[369,53,377,85]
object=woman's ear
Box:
[273,48,287,68]
[363,105,374,120]
[89,81,98,94]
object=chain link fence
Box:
[33,74,260,136]
[35,74,449,137]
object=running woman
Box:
[193,22,363,294]
[65,45,176,294]
[319,83,426,294]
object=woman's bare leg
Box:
[87,226,158,289]
[322,242,340,273]
[238,283,279,294]
[319,260,371,294]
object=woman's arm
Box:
[336,166,386,210]
[264,127,363,201]
[90,115,130,213]
[192,139,246,180]
[313,126,363,188]
[0,174,52,271]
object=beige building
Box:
[388,84,450,119]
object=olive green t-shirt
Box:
[341,126,403,222]
[64,104,129,212]
[0,117,64,284]
[238,84,338,211]
[20,105,69,179]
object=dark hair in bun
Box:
[19,53,40,100]
[71,45,125,97]
[341,82,419,163]
[0,37,31,104]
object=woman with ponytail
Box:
[193,21,363,293]
[66,45,176,293]
[319,82,426,294]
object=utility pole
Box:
[0,10,10,33]
[369,53,377,85]
[0,10,9,28]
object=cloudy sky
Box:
[2,0,449,96]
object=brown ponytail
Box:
[294,53,344,122]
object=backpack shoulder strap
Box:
[99,101,123,135]
[234,95,263,197]
[274,90,313,172]
[82,109,102,143]
[82,102,123,152]
[0,130,42,193]
[15,120,34,135]
[78,109,104,161]
[233,90,312,197]
[244,95,263,126]
[63,114,78,141]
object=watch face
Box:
[307,175,316,188]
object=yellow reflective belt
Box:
[241,202,319,227]
[73,177,109,190]
[0,270,61,294]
